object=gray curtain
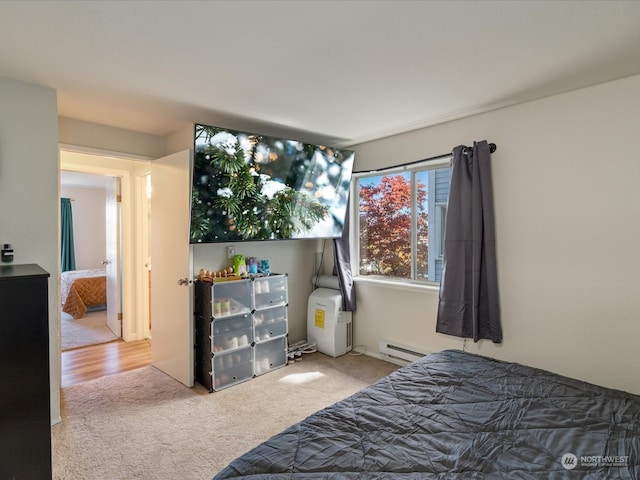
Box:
[436,141,502,343]
[333,201,356,311]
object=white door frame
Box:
[104,176,123,338]
[59,144,152,343]
[133,166,152,340]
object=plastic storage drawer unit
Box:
[254,336,287,376]
[253,274,288,310]
[212,313,253,353]
[211,279,252,317]
[212,346,254,391]
[253,305,288,343]
[195,276,290,392]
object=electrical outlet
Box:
[227,246,235,259]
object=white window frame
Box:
[351,156,451,291]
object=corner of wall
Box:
[166,123,195,155]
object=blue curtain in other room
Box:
[436,141,501,343]
[61,197,76,272]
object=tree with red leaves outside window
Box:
[359,175,428,278]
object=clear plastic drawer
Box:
[212,346,253,391]
[212,313,253,353]
[253,305,288,343]
[253,274,288,310]
[211,279,252,318]
[254,336,287,376]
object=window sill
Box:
[353,276,440,295]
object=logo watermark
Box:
[561,452,629,470]
[561,453,577,470]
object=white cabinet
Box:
[195,274,289,391]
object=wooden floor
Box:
[61,339,152,387]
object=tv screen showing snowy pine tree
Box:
[190,123,354,243]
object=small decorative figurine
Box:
[233,254,247,276]
[198,267,235,281]
[259,259,271,275]
[247,256,258,274]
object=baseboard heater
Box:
[378,339,429,366]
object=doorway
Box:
[60,170,119,351]
[59,148,152,381]
[59,146,194,391]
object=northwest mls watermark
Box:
[561,453,630,470]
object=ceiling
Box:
[1,1,640,147]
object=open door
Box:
[150,150,193,387]
[105,176,122,337]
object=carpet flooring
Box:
[61,309,118,351]
[51,352,398,480]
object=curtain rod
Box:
[464,142,497,155]
[353,142,496,175]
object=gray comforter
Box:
[213,350,639,479]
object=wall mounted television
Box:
[190,123,355,244]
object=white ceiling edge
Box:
[344,72,640,148]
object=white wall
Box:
[59,117,166,159]
[349,74,640,394]
[59,186,106,270]
[0,77,60,421]
[166,123,194,155]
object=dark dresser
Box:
[0,264,51,479]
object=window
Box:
[355,160,450,284]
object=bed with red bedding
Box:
[61,268,107,319]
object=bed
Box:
[61,268,107,319]
[213,349,639,479]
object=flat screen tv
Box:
[190,123,355,244]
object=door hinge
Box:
[117,312,123,321]
[116,194,122,203]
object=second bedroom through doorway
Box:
[60,171,117,351]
